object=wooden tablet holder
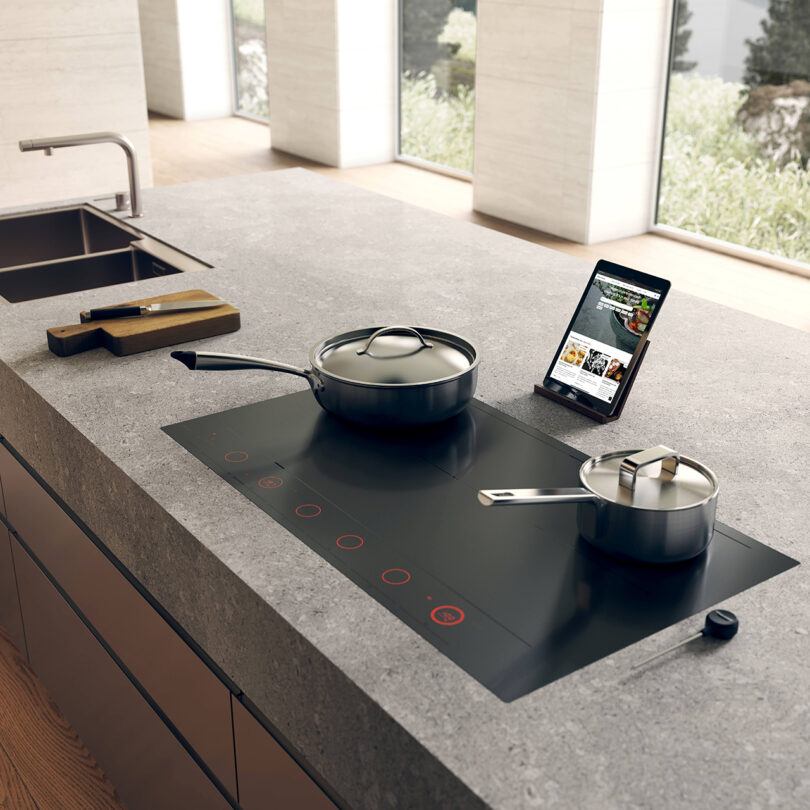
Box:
[534,341,650,424]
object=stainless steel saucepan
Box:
[172,325,479,428]
[479,446,719,564]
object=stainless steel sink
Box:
[0,204,210,304]
[0,249,185,303]
[0,206,137,268]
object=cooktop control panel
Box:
[164,392,797,701]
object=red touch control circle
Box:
[381,568,411,585]
[336,535,364,550]
[430,605,465,626]
[224,450,248,463]
[258,476,283,489]
[295,504,321,518]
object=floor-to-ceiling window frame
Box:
[230,0,269,121]
[397,0,477,179]
[652,0,810,277]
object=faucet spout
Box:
[19,131,143,217]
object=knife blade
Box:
[83,299,226,321]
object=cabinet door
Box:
[233,696,337,810]
[0,442,9,520]
[0,525,26,655]
[11,535,233,810]
[0,440,237,797]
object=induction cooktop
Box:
[163,392,798,702]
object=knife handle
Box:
[87,305,144,320]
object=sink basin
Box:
[0,206,138,269]
[0,204,210,303]
[0,249,182,304]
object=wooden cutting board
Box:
[47,289,240,357]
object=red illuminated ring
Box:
[258,476,283,489]
[224,450,249,463]
[430,605,465,626]
[336,535,364,550]
[295,503,321,518]
[381,568,411,585]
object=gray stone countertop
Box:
[1,169,808,810]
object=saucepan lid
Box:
[581,445,719,511]
[312,326,478,386]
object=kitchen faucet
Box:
[18,131,143,217]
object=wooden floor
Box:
[0,625,127,809]
[149,113,810,333]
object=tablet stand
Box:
[534,341,650,424]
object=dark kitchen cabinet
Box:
[0,442,14,520]
[0,439,237,798]
[232,696,337,810]
[10,534,232,810]
[1,437,341,810]
[0,523,26,656]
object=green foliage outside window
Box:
[744,0,810,87]
[658,74,810,263]
[402,0,457,75]
[400,3,477,172]
[401,74,475,172]
[232,0,267,118]
[232,0,264,28]
[672,0,697,72]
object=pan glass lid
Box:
[316,327,476,385]
[582,452,718,510]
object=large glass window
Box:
[399,1,477,173]
[231,0,268,119]
[657,0,810,265]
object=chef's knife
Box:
[83,299,226,321]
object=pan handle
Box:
[478,488,598,506]
[171,351,322,391]
[619,445,679,492]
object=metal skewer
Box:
[632,609,739,669]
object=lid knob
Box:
[618,445,680,492]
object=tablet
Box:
[542,260,670,417]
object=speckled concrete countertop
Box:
[1,170,808,809]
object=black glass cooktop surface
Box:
[164,392,798,702]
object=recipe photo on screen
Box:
[550,272,663,404]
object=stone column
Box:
[473,0,672,244]
[265,0,397,167]
[138,0,233,120]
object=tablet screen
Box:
[548,270,665,405]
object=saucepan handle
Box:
[619,445,679,491]
[171,351,321,390]
[478,488,598,506]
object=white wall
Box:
[265,0,396,167]
[473,0,671,244]
[177,0,234,119]
[0,0,153,209]
[137,0,233,120]
[589,0,671,243]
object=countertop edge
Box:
[0,359,489,810]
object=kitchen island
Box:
[0,169,808,809]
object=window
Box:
[231,0,268,119]
[657,0,810,265]
[399,1,477,173]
